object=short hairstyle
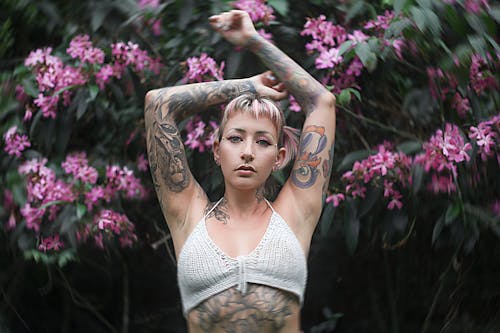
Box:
[214,93,299,170]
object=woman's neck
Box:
[222,187,267,218]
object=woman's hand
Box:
[209,10,258,47]
[251,71,288,101]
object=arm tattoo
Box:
[158,80,256,121]
[291,125,328,189]
[145,79,256,196]
[190,284,296,332]
[246,35,324,115]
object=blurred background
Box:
[1,0,499,332]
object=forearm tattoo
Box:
[246,35,323,115]
[144,80,256,195]
[190,284,297,332]
[291,125,328,189]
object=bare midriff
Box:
[186,284,301,333]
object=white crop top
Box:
[177,198,308,317]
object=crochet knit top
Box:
[177,198,308,317]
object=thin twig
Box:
[0,288,33,332]
[341,106,419,141]
[58,269,118,333]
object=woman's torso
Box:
[176,198,308,332]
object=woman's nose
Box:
[241,141,255,162]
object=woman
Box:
[144,10,336,333]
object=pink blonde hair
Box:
[214,93,300,170]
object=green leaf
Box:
[394,0,409,15]
[22,78,38,97]
[268,0,288,16]
[445,202,460,225]
[411,7,426,32]
[320,203,335,238]
[432,215,444,245]
[411,164,424,196]
[338,40,354,56]
[396,140,422,154]
[355,42,377,72]
[358,186,382,218]
[337,89,352,106]
[344,198,360,254]
[337,149,373,172]
[76,203,87,219]
[88,84,99,102]
[91,5,110,32]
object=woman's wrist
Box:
[243,33,265,52]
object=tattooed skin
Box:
[291,125,328,189]
[188,284,297,333]
[246,35,324,116]
[204,198,230,224]
[144,79,256,202]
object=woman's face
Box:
[214,112,285,192]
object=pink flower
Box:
[62,152,98,184]
[464,0,489,13]
[364,10,395,32]
[184,116,219,152]
[326,193,345,207]
[315,48,343,69]
[67,34,105,64]
[39,234,64,252]
[85,186,105,211]
[232,0,275,25]
[470,54,497,95]
[288,95,301,112]
[95,64,115,90]
[105,165,147,199]
[347,30,369,44]
[137,153,149,171]
[469,115,499,161]
[451,93,470,118]
[183,53,224,83]
[34,94,59,118]
[93,209,137,248]
[3,126,31,157]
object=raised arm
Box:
[210,11,336,226]
[144,74,286,230]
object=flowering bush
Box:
[1,0,500,330]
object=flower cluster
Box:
[19,158,76,232]
[25,47,87,118]
[469,114,500,164]
[67,34,105,64]
[15,154,146,251]
[20,35,162,120]
[300,15,366,94]
[137,0,162,36]
[232,0,275,43]
[77,209,137,249]
[233,0,275,25]
[184,116,219,152]
[111,41,162,79]
[414,123,472,194]
[469,54,498,95]
[331,143,412,210]
[3,126,31,157]
[182,53,224,83]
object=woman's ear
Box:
[274,147,287,171]
[213,139,221,166]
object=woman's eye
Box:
[256,139,271,147]
[227,136,243,143]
